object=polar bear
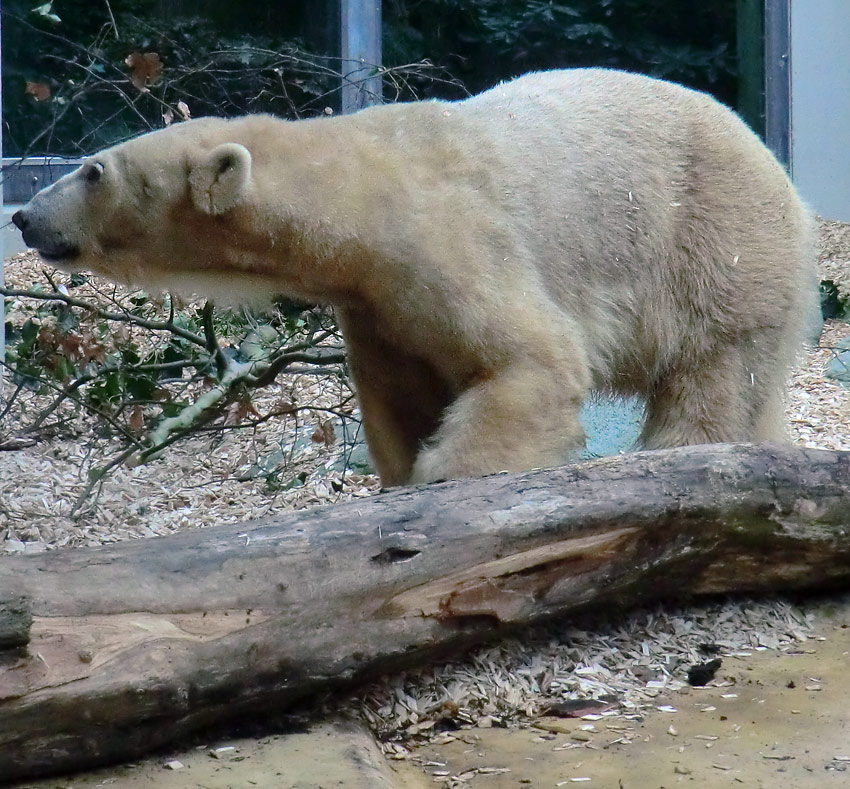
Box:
[13,69,816,486]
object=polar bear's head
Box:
[12,119,257,293]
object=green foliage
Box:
[2,274,358,515]
[820,280,850,322]
[2,275,345,451]
[383,0,737,105]
[6,290,186,421]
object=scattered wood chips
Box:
[819,218,850,298]
[346,598,816,774]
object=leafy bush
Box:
[383,0,737,105]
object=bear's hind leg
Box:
[743,311,810,443]
[742,340,795,443]
[409,353,589,484]
[751,387,787,442]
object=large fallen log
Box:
[1,443,849,781]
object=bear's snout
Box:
[11,208,28,232]
[12,206,44,249]
[12,206,79,263]
[12,207,40,248]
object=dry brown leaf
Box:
[226,397,258,426]
[311,419,337,446]
[125,52,163,92]
[129,405,145,434]
[25,81,51,102]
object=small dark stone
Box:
[787,680,796,689]
[687,658,722,686]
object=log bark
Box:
[1,442,849,781]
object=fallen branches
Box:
[1,279,351,514]
[1,443,849,781]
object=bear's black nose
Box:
[11,209,28,231]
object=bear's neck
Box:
[221,106,472,307]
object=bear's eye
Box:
[217,154,235,175]
[83,161,105,184]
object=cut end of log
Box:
[0,596,33,652]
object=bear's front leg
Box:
[337,307,455,486]
[408,355,589,484]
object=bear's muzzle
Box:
[12,207,80,264]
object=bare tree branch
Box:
[1,285,208,347]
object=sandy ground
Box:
[10,720,430,788]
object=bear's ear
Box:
[189,143,252,214]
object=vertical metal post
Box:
[764,0,791,171]
[340,0,382,114]
[736,0,765,138]
[0,0,6,375]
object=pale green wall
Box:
[791,0,850,221]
